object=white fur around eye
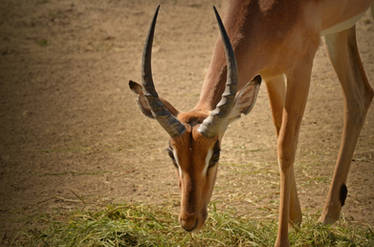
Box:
[173,150,183,176]
[203,148,213,176]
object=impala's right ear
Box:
[129,80,179,118]
[227,75,262,123]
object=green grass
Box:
[36,39,48,47]
[11,203,374,247]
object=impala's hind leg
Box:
[266,75,302,227]
[320,26,373,224]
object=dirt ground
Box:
[0,0,373,242]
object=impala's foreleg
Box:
[320,26,373,224]
[275,60,314,247]
[266,75,286,135]
[266,75,302,227]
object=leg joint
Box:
[277,132,299,172]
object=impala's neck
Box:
[195,1,277,111]
[195,1,255,111]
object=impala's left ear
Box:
[227,75,262,123]
[129,80,179,119]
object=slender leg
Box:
[274,60,314,247]
[266,75,302,227]
[320,26,373,224]
[266,75,286,135]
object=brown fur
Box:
[131,1,373,246]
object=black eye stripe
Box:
[167,147,174,159]
[213,141,220,154]
[209,141,220,168]
[167,147,178,168]
[167,142,220,170]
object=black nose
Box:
[179,215,198,232]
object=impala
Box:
[129,1,373,246]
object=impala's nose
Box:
[179,214,198,232]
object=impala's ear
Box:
[129,80,179,118]
[227,75,262,123]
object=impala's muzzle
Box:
[179,213,198,232]
[179,207,208,232]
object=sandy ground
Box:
[0,0,373,242]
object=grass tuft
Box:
[12,203,374,247]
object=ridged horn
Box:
[198,6,239,138]
[142,5,186,137]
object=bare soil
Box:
[0,0,373,242]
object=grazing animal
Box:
[129,1,373,246]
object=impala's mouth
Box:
[180,208,208,232]
[181,219,199,232]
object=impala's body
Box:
[129,1,373,246]
[198,0,372,110]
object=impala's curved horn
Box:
[198,6,239,138]
[142,5,186,137]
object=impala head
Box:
[129,5,261,232]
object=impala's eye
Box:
[209,141,220,168]
[167,146,178,168]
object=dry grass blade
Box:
[8,203,374,247]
